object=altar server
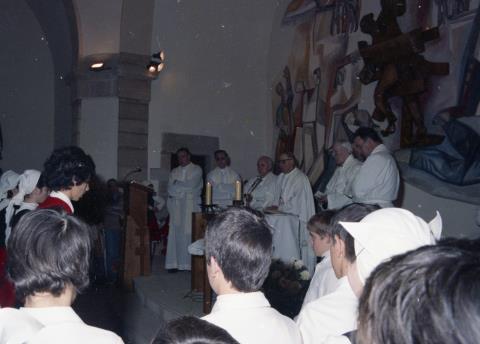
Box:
[351,128,399,208]
[296,205,442,344]
[203,208,302,344]
[244,156,278,210]
[165,147,203,271]
[38,146,95,214]
[206,150,240,208]
[0,209,123,343]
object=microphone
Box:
[122,166,142,181]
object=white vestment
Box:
[325,155,361,209]
[244,172,278,210]
[276,168,316,272]
[203,291,302,344]
[166,162,203,270]
[301,251,340,308]
[16,307,123,344]
[206,166,240,208]
[351,144,400,208]
[296,276,358,344]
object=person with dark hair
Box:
[244,156,278,210]
[357,238,480,344]
[0,209,123,343]
[301,210,339,308]
[165,147,203,271]
[206,150,240,208]
[297,205,442,344]
[38,146,95,214]
[153,316,239,344]
[350,127,399,207]
[202,208,301,344]
[5,170,48,242]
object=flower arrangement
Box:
[262,259,311,318]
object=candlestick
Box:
[205,182,212,205]
[234,180,242,201]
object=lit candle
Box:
[234,180,242,201]
[205,182,212,205]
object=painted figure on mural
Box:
[275,67,295,160]
[358,0,449,147]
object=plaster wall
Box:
[78,98,119,180]
[0,0,54,171]
[148,0,279,180]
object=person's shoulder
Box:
[32,323,123,344]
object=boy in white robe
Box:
[301,211,339,309]
[203,208,302,344]
[297,205,442,344]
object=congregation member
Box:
[165,147,203,271]
[351,127,399,207]
[5,170,48,243]
[296,205,442,344]
[39,146,95,214]
[271,152,315,222]
[301,210,339,308]
[317,141,361,210]
[0,209,123,343]
[357,238,480,344]
[202,208,302,344]
[206,150,240,208]
[244,156,277,210]
[0,170,20,307]
[154,316,239,344]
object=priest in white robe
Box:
[318,141,361,210]
[244,156,278,210]
[165,148,203,271]
[350,128,399,208]
[206,150,240,208]
[268,152,316,272]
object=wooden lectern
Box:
[122,181,151,290]
[191,212,214,314]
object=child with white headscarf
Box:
[0,170,20,211]
[4,170,49,243]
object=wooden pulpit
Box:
[122,181,151,290]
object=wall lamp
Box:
[147,51,165,73]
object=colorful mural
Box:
[272,0,480,187]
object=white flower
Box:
[299,270,310,280]
[293,259,304,270]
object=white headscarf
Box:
[5,170,41,243]
[339,208,442,284]
[0,170,20,210]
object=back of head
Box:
[205,208,272,292]
[358,238,480,344]
[330,204,380,263]
[154,316,240,344]
[43,146,95,191]
[7,209,92,302]
[352,127,382,144]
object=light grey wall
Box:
[148,0,279,180]
[0,0,54,171]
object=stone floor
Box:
[73,255,204,344]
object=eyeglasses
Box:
[278,158,293,163]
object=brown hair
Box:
[307,210,336,238]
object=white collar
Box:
[50,191,74,213]
[211,291,270,312]
[371,144,388,155]
[21,306,83,325]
